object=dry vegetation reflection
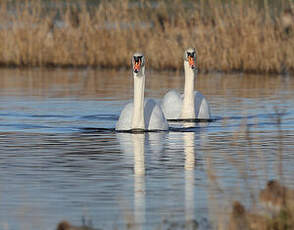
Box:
[0,0,293,73]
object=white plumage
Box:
[161,48,211,120]
[161,90,211,120]
[116,53,168,131]
[116,98,168,131]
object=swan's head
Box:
[132,52,145,76]
[184,48,197,70]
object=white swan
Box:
[161,48,211,120]
[116,53,169,131]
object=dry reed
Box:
[0,0,293,73]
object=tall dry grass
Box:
[0,0,293,73]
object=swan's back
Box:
[161,90,211,120]
[161,90,182,120]
[116,99,168,131]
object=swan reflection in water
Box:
[117,131,168,229]
[183,121,209,226]
[184,130,195,225]
[167,121,208,229]
[117,121,208,229]
[133,133,145,230]
[116,132,147,230]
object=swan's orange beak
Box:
[188,56,195,69]
[133,60,141,73]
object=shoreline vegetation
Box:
[0,0,293,74]
[55,178,294,230]
[229,180,294,230]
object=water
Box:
[0,69,293,230]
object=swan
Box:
[161,48,211,120]
[116,53,169,131]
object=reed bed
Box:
[0,0,293,73]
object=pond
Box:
[0,69,293,230]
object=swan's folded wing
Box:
[116,102,133,131]
[161,90,182,119]
[145,99,168,131]
[194,91,211,119]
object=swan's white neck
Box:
[132,67,145,130]
[181,61,196,119]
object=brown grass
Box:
[229,199,294,230]
[0,0,293,73]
